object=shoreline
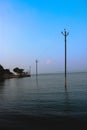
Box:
[0,73,31,80]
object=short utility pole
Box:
[29,66,31,74]
[61,29,69,88]
[36,59,38,77]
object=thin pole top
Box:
[61,29,69,36]
[36,60,38,63]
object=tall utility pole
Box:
[36,60,38,77]
[61,29,69,88]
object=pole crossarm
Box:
[66,32,69,36]
[61,29,69,36]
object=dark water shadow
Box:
[64,87,71,115]
[0,79,6,95]
[35,76,42,116]
[36,76,39,88]
[0,79,5,87]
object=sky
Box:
[0,0,87,74]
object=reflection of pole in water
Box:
[64,88,71,114]
[61,29,69,88]
[36,76,38,87]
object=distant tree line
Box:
[0,65,13,77]
[13,67,24,74]
[0,64,26,79]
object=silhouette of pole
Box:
[61,29,69,88]
[29,66,31,74]
[36,60,38,77]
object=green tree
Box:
[4,69,13,75]
[0,65,4,76]
[13,67,24,74]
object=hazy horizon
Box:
[0,0,87,74]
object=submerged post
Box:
[36,60,38,77]
[61,29,69,88]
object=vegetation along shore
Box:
[0,64,31,80]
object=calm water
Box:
[0,73,87,120]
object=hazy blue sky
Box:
[0,0,87,74]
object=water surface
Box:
[0,73,87,119]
